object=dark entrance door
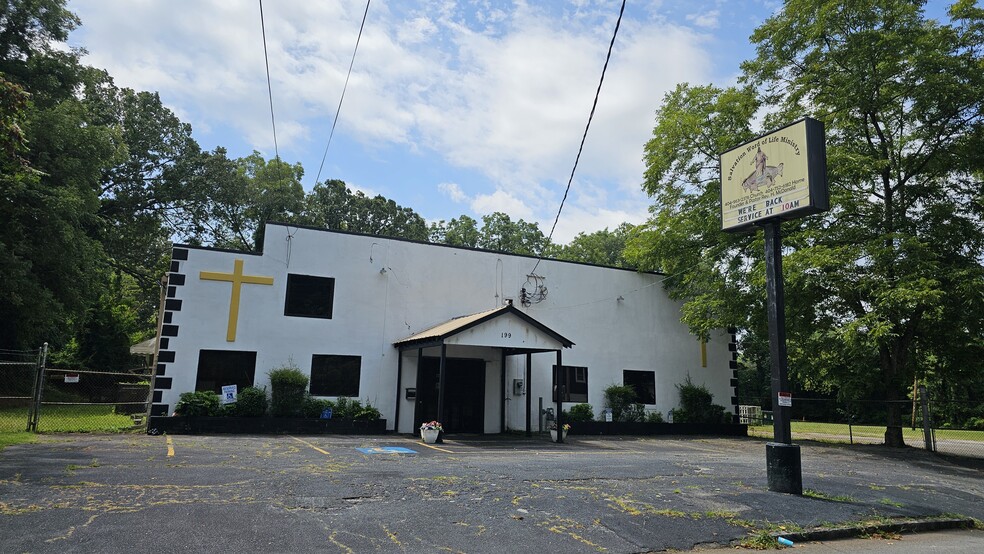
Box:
[415,356,486,434]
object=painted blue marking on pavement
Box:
[356,446,418,454]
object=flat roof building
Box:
[152,222,736,433]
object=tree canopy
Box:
[628,0,984,444]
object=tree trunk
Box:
[881,347,906,447]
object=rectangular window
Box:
[285,274,335,318]
[196,350,257,394]
[310,355,361,397]
[552,365,588,403]
[623,370,656,405]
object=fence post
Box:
[28,342,48,432]
[847,402,853,445]
[919,385,933,452]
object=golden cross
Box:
[200,259,274,342]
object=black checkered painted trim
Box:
[154,247,188,411]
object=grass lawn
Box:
[748,421,984,443]
[0,405,139,433]
[0,431,36,451]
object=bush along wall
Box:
[569,379,744,436]
[149,360,388,435]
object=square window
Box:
[552,365,588,403]
[285,274,334,318]
[196,350,257,394]
[623,370,656,405]
[310,355,361,397]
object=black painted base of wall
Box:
[147,416,387,435]
[569,421,748,437]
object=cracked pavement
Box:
[1,433,981,552]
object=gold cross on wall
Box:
[200,259,275,342]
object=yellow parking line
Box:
[290,435,330,455]
[166,435,174,457]
[416,441,454,453]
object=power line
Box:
[531,0,626,275]
[314,0,372,187]
[258,0,285,185]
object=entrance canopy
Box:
[393,304,574,439]
[393,304,574,352]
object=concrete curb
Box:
[774,517,977,544]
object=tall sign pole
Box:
[719,118,828,495]
[763,222,792,445]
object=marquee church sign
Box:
[720,118,829,233]
[718,117,828,495]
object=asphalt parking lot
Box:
[1,433,982,552]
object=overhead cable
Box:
[314,0,372,187]
[531,0,626,275]
[258,0,285,186]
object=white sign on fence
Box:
[64,373,80,383]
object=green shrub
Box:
[566,403,595,422]
[233,387,268,417]
[669,375,728,423]
[354,401,382,421]
[269,362,309,417]
[331,397,362,420]
[604,384,646,422]
[301,397,334,419]
[646,410,664,424]
[964,416,984,430]
[175,391,220,417]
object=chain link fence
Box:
[33,367,152,432]
[0,348,42,432]
[2,344,152,435]
[738,394,984,458]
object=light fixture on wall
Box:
[379,268,387,275]
[617,295,624,302]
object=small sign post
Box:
[720,118,828,495]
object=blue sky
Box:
[67,1,951,243]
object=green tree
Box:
[305,179,428,241]
[554,223,635,267]
[629,0,984,446]
[429,215,480,247]
[476,212,549,255]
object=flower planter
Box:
[421,428,441,444]
[549,429,568,442]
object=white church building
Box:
[150,222,738,434]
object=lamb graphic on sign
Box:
[741,146,783,192]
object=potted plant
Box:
[420,421,443,444]
[549,422,571,442]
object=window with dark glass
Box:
[195,350,257,393]
[552,365,588,403]
[623,370,656,405]
[310,355,361,397]
[284,274,335,318]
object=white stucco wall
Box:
[157,223,735,432]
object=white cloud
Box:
[470,189,536,221]
[67,0,715,238]
[686,10,720,29]
[438,182,467,203]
